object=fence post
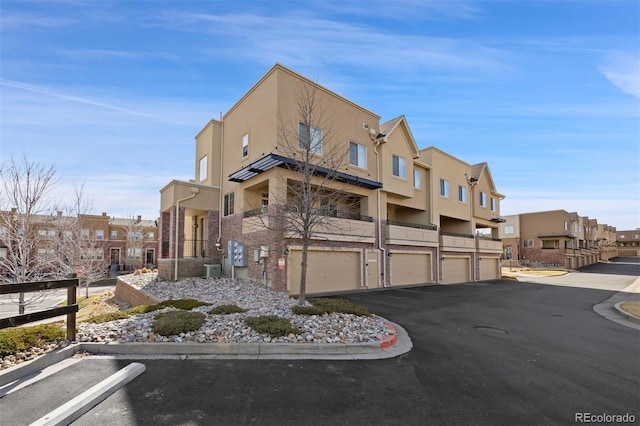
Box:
[66,274,77,341]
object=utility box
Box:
[204,264,222,278]
[228,240,248,267]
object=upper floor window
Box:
[619,235,625,239]
[458,185,466,203]
[413,170,421,189]
[564,220,568,231]
[224,192,235,216]
[128,231,143,241]
[392,155,406,179]
[81,229,90,239]
[634,235,639,239]
[199,155,208,182]
[111,230,118,239]
[0,247,7,261]
[147,232,155,240]
[242,133,249,158]
[439,179,450,198]
[523,239,534,247]
[479,192,487,207]
[96,230,104,240]
[37,248,55,261]
[490,197,497,212]
[299,123,322,155]
[349,142,367,169]
[504,225,514,234]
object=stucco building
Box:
[158,64,505,294]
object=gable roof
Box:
[471,162,505,198]
[379,115,420,159]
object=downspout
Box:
[217,112,225,265]
[373,140,388,287]
[174,188,199,281]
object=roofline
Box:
[194,118,221,140]
[223,63,381,120]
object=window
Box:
[95,230,104,240]
[392,155,406,178]
[479,192,487,207]
[0,247,7,261]
[634,235,639,239]
[224,192,235,216]
[127,248,142,260]
[64,230,73,240]
[564,221,568,231]
[199,155,208,181]
[37,248,55,261]
[111,230,118,239]
[299,123,322,155]
[458,185,466,203]
[261,192,269,210]
[542,240,559,249]
[128,231,142,241]
[81,229,89,239]
[491,197,496,212]
[413,170,421,189]
[147,232,154,240]
[619,235,625,239]
[242,133,249,158]
[439,179,450,198]
[349,142,367,169]
[504,225,514,235]
[38,230,47,239]
[523,239,534,247]
[83,248,104,260]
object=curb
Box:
[0,321,410,390]
[614,302,640,324]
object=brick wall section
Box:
[157,258,219,281]
[522,247,567,266]
[114,277,161,307]
[159,211,171,258]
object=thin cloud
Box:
[0,79,191,125]
[598,51,640,98]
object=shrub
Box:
[306,298,371,316]
[0,324,65,357]
[209,304,247,315]
[83,299,211,324]
[245,315,300,337]
[158,299,212,310]
[152,311,206,336]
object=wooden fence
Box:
[0,278,79,341]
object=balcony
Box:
[386,220,438,247]
[439,231,476,252]
[161,239,209,258]
[476,236,503,253]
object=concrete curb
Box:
[614,302,640,324]
[0,321,411,390]
[593,276,640,331]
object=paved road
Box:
[2,263,639,425]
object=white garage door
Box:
[288,250,360,295]
[390,253,431,286]
[442,257,470,284]
[479,257,499,280]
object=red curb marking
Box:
[380,321,398,350]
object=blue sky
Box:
[1,0,638,229]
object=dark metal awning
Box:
[490,217,506,223]
[228,153,383,190]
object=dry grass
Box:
[620,301,640,318]
[59,291,125,322]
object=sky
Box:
[0,0,638,229]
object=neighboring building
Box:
[0,210,158,280]
[499,210,618,268]
[616,229,640,257]
[158,63,506,293]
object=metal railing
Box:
[161,240,209,258]
[386,220,437,231]
[439,230,475,239]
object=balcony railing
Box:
[244,207,373,222]
[386,220,437,231]
[439,230,475,239]
[161,239,209,258]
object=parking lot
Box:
[1,261,639,425]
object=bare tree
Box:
[53,183,108,298]
[253,82,363,304]
[0,155,61,313]
[121,215,146,271]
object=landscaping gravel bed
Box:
[76,272,392,345]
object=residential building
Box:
[616,229,640,257]
[499,210,617,268]
[0,210,158,280]
[158,63,506,294]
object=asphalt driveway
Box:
[2,264,639,425]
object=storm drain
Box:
[474,326,508,336]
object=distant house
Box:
[616,229,640,257]
[158,63,507,293]
[499,210,617,268]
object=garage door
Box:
[390,253,431,286]
[479,257,499,280]
[442,257,470,284]
[288,250,360,295]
